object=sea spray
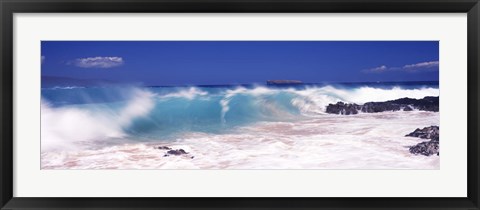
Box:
[41,87,155,151]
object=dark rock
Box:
[266,80,302,85]
[325,96,439,115]
[167,149,188,155]
[361,102,402,113]
[416,96,439,112]
[392,97,439,111]
[406,126,440,156]
[405,126,439,140]
[409,140,439,156]
[325,102,361,115]
[156,146,172,150]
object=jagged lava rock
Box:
[406,126,440,156]
[325,102,361,115]
[405,126,439,140]
[409,140,439,156]
[393,96,439,112]
[361,102,402,113]
[325,96,439,115]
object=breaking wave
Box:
[41,84,439,151]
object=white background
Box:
[13,13,467,197]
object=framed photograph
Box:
[1,0,479,209]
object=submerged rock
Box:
[156,146,172,150]
[167,149,188,156]
[158,146,190,157]
[325,96,439,115]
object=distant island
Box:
[266,80,303,85]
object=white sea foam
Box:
[41,111,439,169]
[159,87,208,100]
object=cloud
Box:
[403,61,439,71]
[41,56,45,64]
[362,65,388,73]
[363,61,438,73]
[74,56,124,68]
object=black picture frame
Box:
[1,0,479,209]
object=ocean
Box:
[40,81,440,169]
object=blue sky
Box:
[41,41,439,86]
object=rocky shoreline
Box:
[152,97,439,161]
[325,96,439,157]
[326,96,439,115]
